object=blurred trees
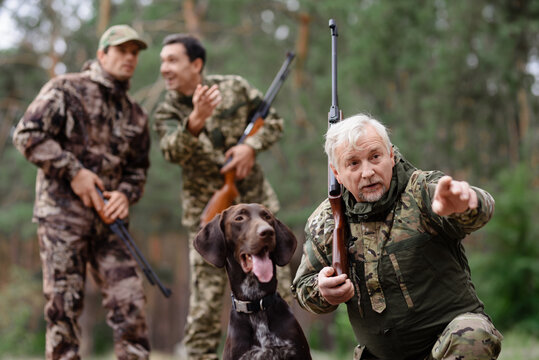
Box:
[0,0,537,356]
[470,164,539,335]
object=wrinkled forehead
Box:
[337,129,388,156]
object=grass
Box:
[2,329,537,359]
[498,330,539,360]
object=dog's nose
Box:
[258,224,275,239]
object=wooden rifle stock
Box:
[329,193,347,276]
[200,53,294,225]
[328,19,348,276]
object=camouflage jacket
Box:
[13,60,150,223]
[292,162,495,359]
[153,74,282,229]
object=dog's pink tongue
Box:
[252,253,273,283]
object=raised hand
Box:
[432,176,478,216]
[187,84,222,136]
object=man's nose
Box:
[361,165,375,178]
[126,51,137,61]
[160,62,168,74]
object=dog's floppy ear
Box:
[194,212,227,268]
[273,218,297,266]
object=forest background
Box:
[0,0,538,359]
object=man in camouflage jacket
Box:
[292,114,503,360]
[153,34,291,360]
[12,25,151,360]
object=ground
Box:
[3,330,537,360]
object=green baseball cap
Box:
[98,24,148,51]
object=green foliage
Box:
[331,306,357,358]
[130,141,184,235]
[307,306,355,359]
[470,163,539,335]
[0,266,45,355]
[498,329,539,360]
[0,147,37,239]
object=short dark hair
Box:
[163,33,206,70]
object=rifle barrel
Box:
[237,52,295,144]
[115,219,172,297]
[328,19,348,276]
[96,188,172,298]
[259,52,295,116]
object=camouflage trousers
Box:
[37,219,150,360]
[353,312,502,360]
[182,229,293,360]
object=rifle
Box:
[200,51,295,225]
[328,19,348,276]
[95,187,172,298]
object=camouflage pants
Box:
[353,312,502,360]
[182,229,293,360]
[429,312,502,360]
[38,219,150,360]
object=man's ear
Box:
[96,49,105,63]
[389,146,395,167]
[330,164,342,184]
[192,58,203,74]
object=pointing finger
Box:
[438,176,453,193]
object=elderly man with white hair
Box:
[292,114,502,360]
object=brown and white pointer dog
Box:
[194,203,312,360]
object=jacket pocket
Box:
[388,253,414,309]
[382,233,431,310]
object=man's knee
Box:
[432,313,503,360]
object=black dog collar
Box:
[231,293,278,314]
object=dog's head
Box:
[194,203,297,283]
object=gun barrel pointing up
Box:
[327,18,348,277]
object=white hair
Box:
[324,113,392,170]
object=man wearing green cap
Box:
[13,24,151,359]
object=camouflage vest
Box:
[344,170,484,360]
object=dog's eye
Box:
[234,215,245,222]
[261,212,272,221]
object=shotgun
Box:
[200,51,295,225]
[95,187,172,298]
[328,19,348,276]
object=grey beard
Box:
[358,184,387,202]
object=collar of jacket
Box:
[344,146,417,223]
[166,89,193,107]
[83,60,130,96]
[231,292,279,314]
[166,74,213,107]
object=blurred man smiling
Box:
[154,33,291,360]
